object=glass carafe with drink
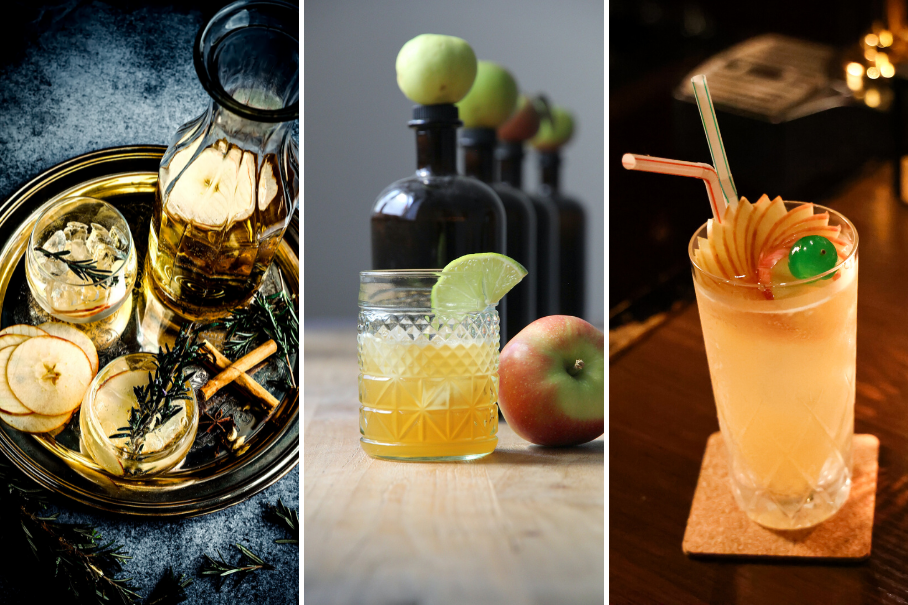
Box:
[371,35,505,274]
[149,0,299,320]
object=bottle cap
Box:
[409,104,462,127]
[459,127,497,148]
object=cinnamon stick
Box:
[200,339,280,408]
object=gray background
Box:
[304,0,604,326]
[0,2,298,604]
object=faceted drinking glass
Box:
[689,202,858,529]
[358,270,500,461]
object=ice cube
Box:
[91,243,119,272]
[87,223,112,254]
[64,239,91,262]
[51,280,103,308]
[42,230,66,253]
[63,221,89,241]
[37,255,67,277]
[109,225,128,251]
[63,267,88,285]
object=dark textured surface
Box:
[0,2,298,603]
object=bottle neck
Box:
[461,128,497,183]
[210,100,289,150]
[497,142,524,189]
[539,151,561,195]
[415,125,458,176]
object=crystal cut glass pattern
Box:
[358,307,499,460]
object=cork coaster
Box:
[682,432,878,560]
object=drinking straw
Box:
[690,75,738,208]
[622,153,726,223]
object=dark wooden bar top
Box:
[610,162,908,604]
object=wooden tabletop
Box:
[303,327,605,605]
[610,162,908,604]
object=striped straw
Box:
[622,153,726,222]
[690,75,738,208]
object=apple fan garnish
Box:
[693,195,852,295]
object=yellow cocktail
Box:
[358,267,510,461]
[359,337,498,459]
[691,198,858,529]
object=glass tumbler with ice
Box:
[26,197,137,323]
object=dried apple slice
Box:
[0,325,47,338]
[0,409,71,433]
[38,322,99,375]
[0,346,31,415]
[0,334,28,350]
[8,336,92,416]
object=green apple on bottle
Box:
[530,105,575,151]
[395,34,477,105]
[456,60,519,128]
[499,315,604,446]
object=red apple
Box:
[499,315,604,446]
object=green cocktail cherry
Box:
[788,235,837,279]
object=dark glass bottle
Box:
[497,141,559,317]
[371,103,507,280]
[461,128,536,342]
[537,150,585,318]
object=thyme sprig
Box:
[200,543,274,591]
[219,288,298,389]
[34,247,117,288]
[263,498,299,544]
[109,325,204,455]
[0,459,141,603]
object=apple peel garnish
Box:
[694,195,851,290]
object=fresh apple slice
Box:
[8,336,92,416]
[752,196,787,269]
[0,325,47,338]
[0,409,71,433]
[732,198,754,277]
[38,322,99,375]
[0,346,32,415]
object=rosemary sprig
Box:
[34,247,117,288]
[263,498,299,544]
[200,543,274,591]
[109,325,204,456]
[0,459,141,603]
[144,567,192,605]
[219,289,298,389]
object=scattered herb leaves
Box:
[263,498,299,544]
[200,543,274,591]
[0,459,140,604]
[144,567,192,605]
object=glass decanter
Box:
[149,0,299,319]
